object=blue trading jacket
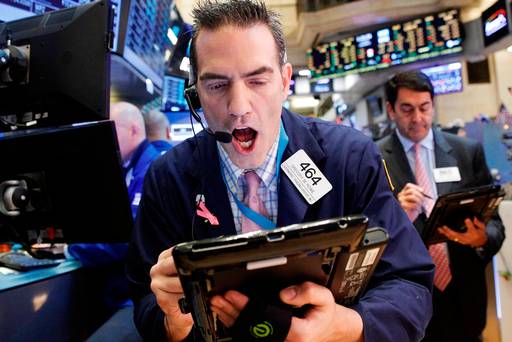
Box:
[127,109,435,341]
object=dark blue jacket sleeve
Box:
[348,140,434,342]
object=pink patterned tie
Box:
[241,171,269,233]
[414,143,452,291]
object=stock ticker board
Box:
[307,9,463,80]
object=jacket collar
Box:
[432,129,457,195]
[182,108,328,234]
[383,131,416,187]
[277,108,326,227]
[184,132,237,238]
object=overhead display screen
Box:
[307,9,463,80]
[482,0,511,46]
[421,62,463,95]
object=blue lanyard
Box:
[222,121,289,230]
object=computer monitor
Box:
[0,120,133,243]
[366,96,383,118]
[122,0,173,90]
[162,75,188,112]
[482,0,511,46]
[0,0,112,132]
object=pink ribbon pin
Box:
[196,201,219,226]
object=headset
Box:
[183,81,232,241]
[184,85,232,143]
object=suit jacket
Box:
[126,109,435,341]
[378,130,505,340]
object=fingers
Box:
[402,183,427,198]
[211,291,249,328]
[472,217,485,230]
[398,188,424,203]
[158,246,174,261]
[151,248,178,278]
[398,183,425,211]
[150,247,185,315]
[149,247,195,340]
[150,272,183,294]
[280,281,333,308]
[438,226,464,244]
[438,219,488,247]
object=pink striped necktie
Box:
[414,143,452,291]
[241,171,269,233]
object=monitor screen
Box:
[166,111,203,143]
[0,121,133,243]
[421,62,463,95]
[0,0,111,131]
[366,96,383,118]
[162,75,188,112]
[311,78,333,93]
[166,20,192,79]
[482,0,511,46]
[307,9,463,79]
[0,0,122,52]
[123,0,173,90]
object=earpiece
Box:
[184,85,202,123]
[184,85,201,110]
[183,84,233,144]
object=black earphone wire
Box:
[189,109,202,242]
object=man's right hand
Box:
[397,183,425,221]
[150,247,193,342]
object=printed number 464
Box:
[300,163,322,186]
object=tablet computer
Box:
[422,184,504,245]
[173,215,388,342]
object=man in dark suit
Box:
[378,70,505,342]
[126,2,435,341]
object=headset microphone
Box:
[184,85,233,143]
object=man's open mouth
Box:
[232,127,257,152]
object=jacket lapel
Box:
[277,109,326,227]
[382,132,416,192]
[433,130,457,195]
[184,133,237,239]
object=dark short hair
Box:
[385,71,434,108]
[189,0,286,83]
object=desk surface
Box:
[0,259,82,292]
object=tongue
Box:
[233,128,256,142]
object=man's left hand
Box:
[210,281,363,342]
[437,217,488,248]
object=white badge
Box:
[132,192,142,206]
[433,167,461,183]
[281,149,333,204]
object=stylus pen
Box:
[421,192,433,200]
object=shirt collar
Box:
[395,128,434,152]
[218,132,280,191]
